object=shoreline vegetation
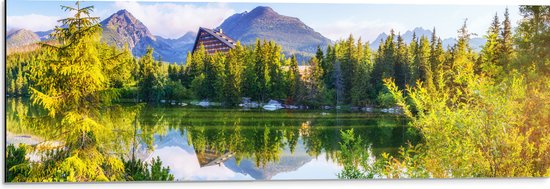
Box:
[5,1,550,182]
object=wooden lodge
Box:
[192,27,237,55]
[195,146,235,167]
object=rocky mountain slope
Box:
[6,29,41,50]
[100,9,194,63]
[218,6,332,60]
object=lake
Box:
[6,98,418,181]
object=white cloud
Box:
[7,14,60,32]
[113,1,235,39]
[313,19,405,42]
[148,146,252,180]
[271,153,343,180]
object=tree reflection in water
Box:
[7,98,420,180]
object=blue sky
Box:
[7,0,523,42]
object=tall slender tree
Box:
[28,1,125,181]
[479,13,502,77]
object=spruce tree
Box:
[28,1,125,181]
[416,36,433,89]
[394,34,409,91]
[498,8,514,70]
[351,43,373,105]
[408,32,419,86]
[479,13,502,77]
[288,55,301,103]
[224,42,244,106]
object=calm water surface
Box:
[6,98,417,181]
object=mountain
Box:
[218,6,332,60]
[370,27,486,52]
[158,31,196,48]
[370,27,434,49]
[35,29,54,40]
[6,29,41,49]
[100,9,156,49]
[100,9,194,63]
[224,142,313,180]
[9,7,330,63]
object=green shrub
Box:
[6,144,30,182]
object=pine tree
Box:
[211,53,226,101]
[394,34,409,91]
[408,32,419,86]
[138,47,165,102]
[288,55,301,103]
[184,45,206,87]
[254,39,270,102]
[241,45,258,101]
[100,43,134,88]
[340,35,357,104]
[266,41,285,99]
[448,20,476,93]
[323,45,336,91]
[351,43,373,105]
[516,6,550,74]
[416,36,433,89]
[28,1,125,181]
[479,13,502,77]
[303,57,325,105]
[224,42,245,106]
[316,46,325,74]
[498,8,514,71]
[182,51,194,86]
[429,29,446,90]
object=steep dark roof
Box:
[192,27,237,53]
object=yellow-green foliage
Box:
[383,64,549,178]
[23,1,130,182]
[378,6,550,178]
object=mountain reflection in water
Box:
[6,98,419,181]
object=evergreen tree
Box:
[303,56,326,105]
[241,45,258,100]
[516,6,550,74]
[183,45,206,87]
[395,34,410,91]
[350,43,373,105]
[408,32,419,87]
[99,43,135,88]
[138,47,165,102]
[498,8,514,70]
[316,46,325,76]
[416,36,433,89]
[447,20,476,98]
[28,1,125,181]
[429,29,446,90]
[340,35,357,104]
[478,13,502,77]
[223,42,245,106]
[266,41,286,99]
[254,39,270,101]
[288,55,301,103]
[211,53,227,101]
[324,45,337,91]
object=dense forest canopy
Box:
[9,6,546,109]
[5,1,550,181]
[338,6,550,179]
